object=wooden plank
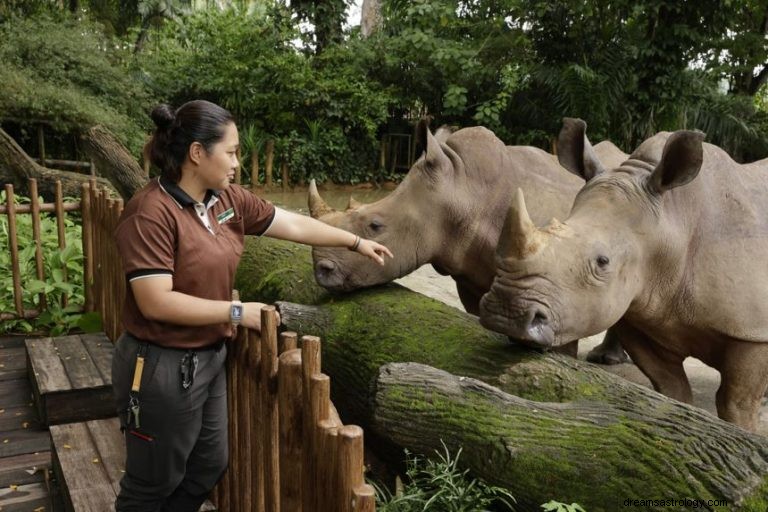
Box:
[0,404,39,432]
[0,428,50,458]
[42,387,115,426]
[50,422,116,511]
[0,347,28,382]
[79,333,113,384]
[0,336,27,350]
[0,451,51,487]
[0,482,49,512]
[53,335,104,389]
[86,418,124,496]
[26,338,71,394]
[0,378,33,409]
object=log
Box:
[235,237,768,509]
[0,127,114,199]
[372,363,768,510]
[81,126,148,200]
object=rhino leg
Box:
[714,341,768,431]
[586,326,630,365]
[614,320,693,404]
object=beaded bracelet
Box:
[349,235,361,252]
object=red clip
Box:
[129,430,154,442]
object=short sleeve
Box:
[114,213,176,280]
[236,186,276,236]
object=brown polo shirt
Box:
[115,177,275,348]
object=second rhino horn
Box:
[346,196,362,210]
[501,188,542,260]
[308,179,336,219]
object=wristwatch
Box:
[230,300,243,325]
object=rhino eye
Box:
[596,255,610,268]
[369,220,383,232]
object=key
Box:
[132,404,140,429]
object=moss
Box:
[740,479,768,511]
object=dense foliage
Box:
[2,0,768,180]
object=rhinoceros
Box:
[309,120,628,359]
[479,117,768,430]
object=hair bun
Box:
[150,104,176,131]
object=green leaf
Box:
[77,312,103,333]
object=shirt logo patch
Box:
[217,208,235,224]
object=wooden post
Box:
[279,331,298,354]
[28,179,46,311]
[301,334,321,511]
[249,328,265,512]
[261,306,280,512]
[5,184,23,316]
[338,426,365,512]
[265,140,275,189]
[81,183,93,312]
[305,374,330,512]
[317,420,339,511]
[278,348,303,511]
[54,181,67,308]
[281,160,289,190]
[352,485,376,512]
[229,336,241,510]
[89,158,96,177]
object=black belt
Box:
[126,333,228,352]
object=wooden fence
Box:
[217,307,376,512]
[2,177,377,510]
[1,179,84,321]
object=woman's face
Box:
[199,122,240,190]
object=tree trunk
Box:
[235,238,768,509]
[81,125,148,200]
[360,0,382,38]
[372,363,768,510]
[0,127,114,199]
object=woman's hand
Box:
[241,302,281,332]
[355,239,393,266]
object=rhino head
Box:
[311,120,463,291]
[479,118,705,348]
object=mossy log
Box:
[373,363,768,511]
[236,237,768,510]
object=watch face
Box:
[232,304,243,319]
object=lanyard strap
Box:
[130,343,148,393]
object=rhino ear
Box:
[557,118,606,181]
[648,131,705,194]
[416,117,451,175]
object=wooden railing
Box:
[82,180,125,342]
[1,179,84,321]
[216,307,376,512]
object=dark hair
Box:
[144,100,234,182]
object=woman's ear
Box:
[188,141,204,166]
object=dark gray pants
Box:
[112,333,228,512]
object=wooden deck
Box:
[0,335,57,511]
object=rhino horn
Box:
[308,179,335,219]
[500,188,542,260]
[346,196,362,211]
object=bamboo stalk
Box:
[81,183,93,312]
[5,185,23,316]
[28,179,46,311]
[261,306,280,512]
[278,348,303,512]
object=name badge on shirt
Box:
[217,208,235,225]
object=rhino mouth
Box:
[479,292,557,348]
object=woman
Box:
[112,100,392,511]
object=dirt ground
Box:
[395,265,768,436]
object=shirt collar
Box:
[158,176,221,209]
